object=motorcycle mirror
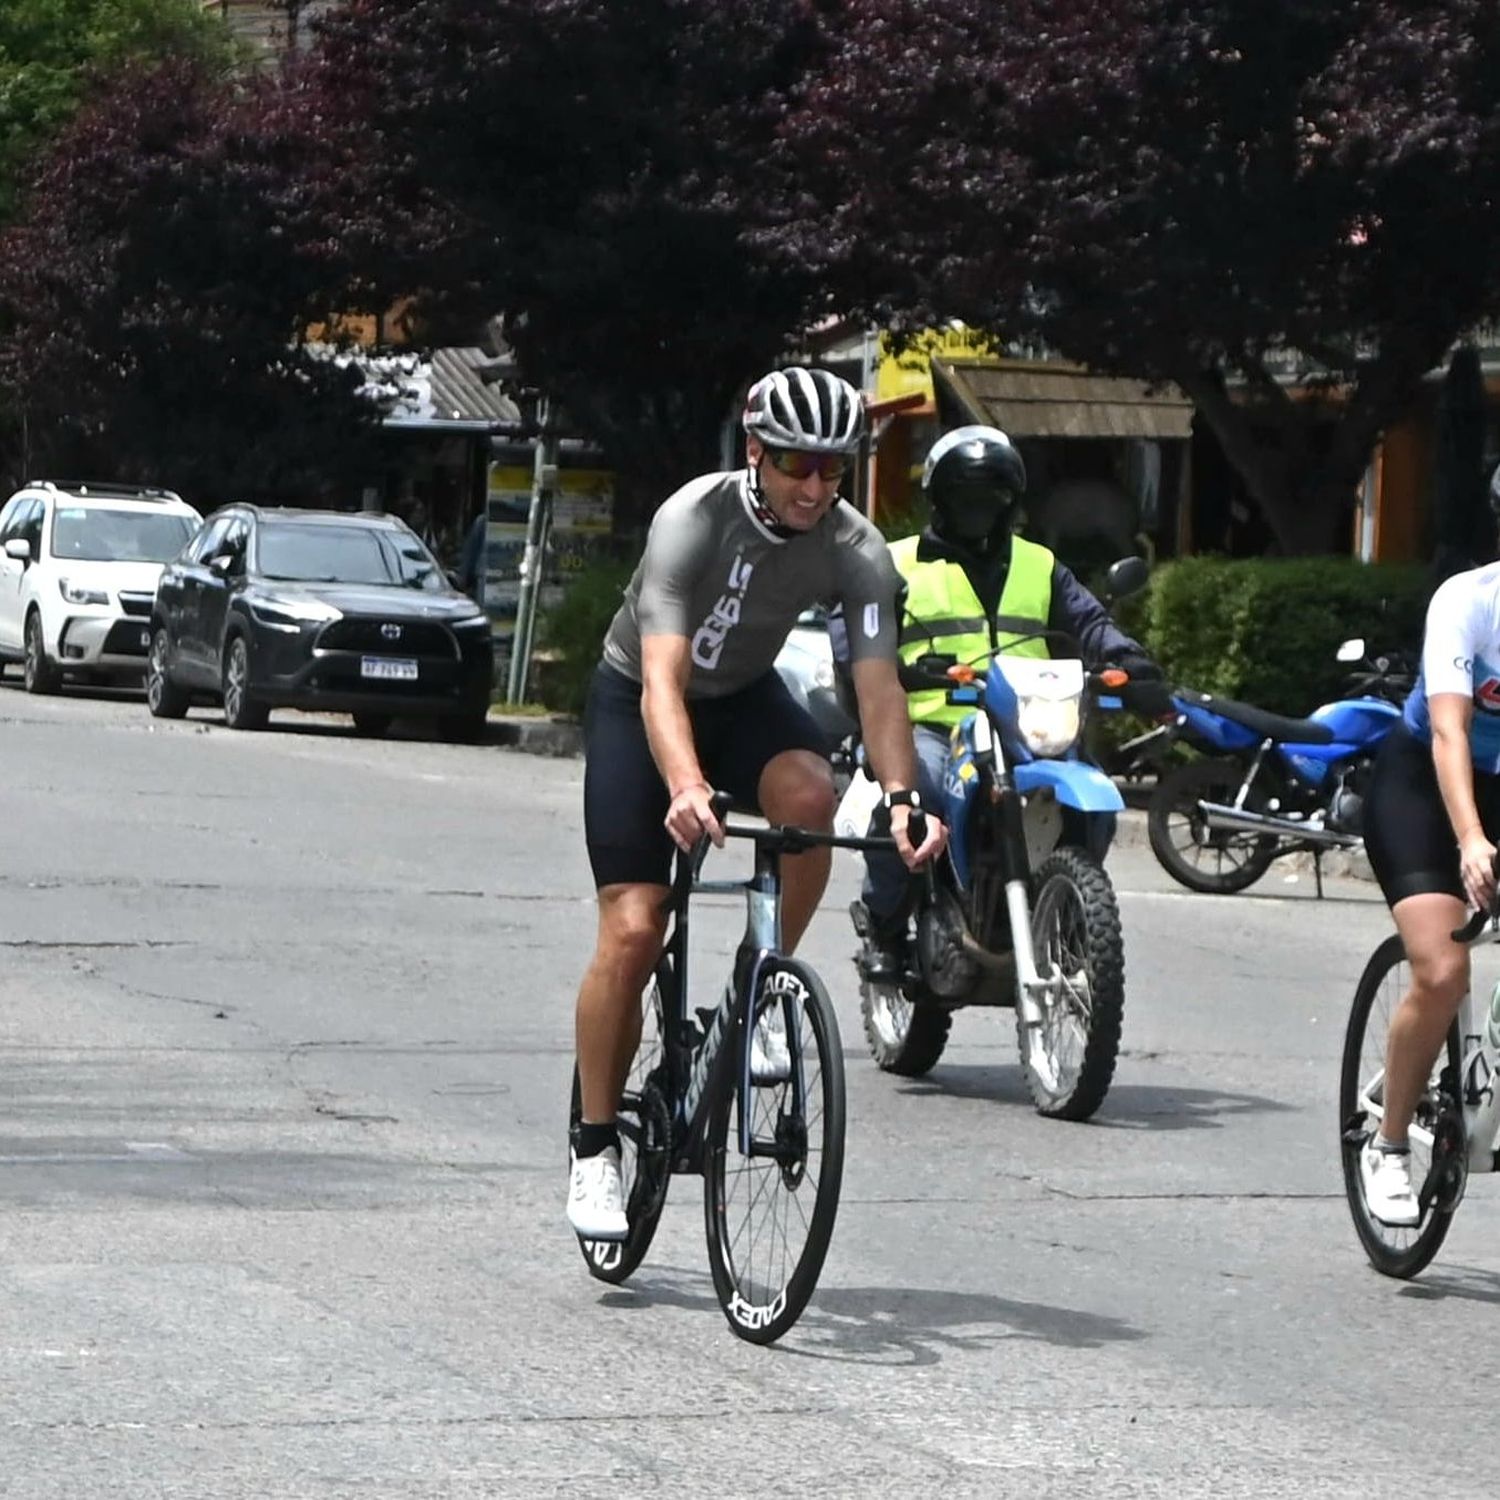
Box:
[1336,637,1366,663]
[1103,556,1149,601]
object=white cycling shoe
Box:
[1360,1142,1420,1227]
[567,1146,628,1241]
[750,1013,793,1084]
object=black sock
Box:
[576,1121,620,1159]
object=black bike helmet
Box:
[922,425,1027,543]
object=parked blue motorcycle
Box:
[838,558,1148,1120]
[1146,639,1410,897]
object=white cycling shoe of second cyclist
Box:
[1361,1142,1420,1227]
[750,1012,793,1084]
[567,1147,629,1241]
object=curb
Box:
[488,713,584,758]
[485,722,1376,882]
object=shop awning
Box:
[933,357,1193,440]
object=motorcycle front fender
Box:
[1013,758,1125,814]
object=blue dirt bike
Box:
[839,558,1149,1120]
[1146,639,1410,897]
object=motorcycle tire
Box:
[860,980,952,1076]
[1147,758,1278,895]
[1019,846,1124,1121]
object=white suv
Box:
[0,481,202,692]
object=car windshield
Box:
[256,523,445,590]
[51,507,197,564]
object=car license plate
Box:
[360,656,418,681]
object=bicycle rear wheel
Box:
[569,973,673,1284]
[1339,933,1461,1279]
[703,957,845,1344]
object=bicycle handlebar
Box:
[673,791,928,901]
[1450,854,1500,943]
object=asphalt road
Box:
[2,681,1497,1498]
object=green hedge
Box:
[536,548,1431,727]
[536,552,640,714]
[1138,556,1428,715]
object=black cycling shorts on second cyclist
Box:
[582,662,832,889]
[1363,722,1500,907]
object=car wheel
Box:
[23,610,61,694]
[221,634,268,730]
[352,712,391,737]
[146,627,191,719]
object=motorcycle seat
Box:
[1177,689,1336,745]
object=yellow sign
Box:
[875,325,1003,403]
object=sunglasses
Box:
[764,447,849,482]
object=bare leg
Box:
[574,883,669,1123]
[758,749,837,954]
[1380,891,1470,1144]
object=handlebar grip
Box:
[906,807,927,849]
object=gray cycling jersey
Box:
[601,470,901,699]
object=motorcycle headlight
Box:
[58,578,109,606]
[1016,690,1082,757]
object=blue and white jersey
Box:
[1404,560,1500,773]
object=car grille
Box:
[118,592,154,618]
[316,618,455,657]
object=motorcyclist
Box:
[856,424,1167,981]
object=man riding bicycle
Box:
[1358,463,1500,1226]
[854,424,1166,982]
[568,365,947,1240]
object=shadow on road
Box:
[598,1268,1147,1366]
[897,1067,1290,1130]
[1396,1264,1500,1305]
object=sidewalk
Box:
[486,716,1375,882]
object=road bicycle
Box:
[568,792,914,1344]
[1340,902,1500,1277]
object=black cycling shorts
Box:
[1363,723,1500,906]
[582,663,831,888]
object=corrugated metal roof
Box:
[934,357,1193,440]
[309,344,521,431]
[430,347,522,426]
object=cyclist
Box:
[568,365,947,1240]
[854,424,1166,981]
[1359,462,1500,1226]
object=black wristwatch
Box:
[883,789,922,811]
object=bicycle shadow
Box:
[897,1067,1290,1130]
[596,1268,1147,1366]
[1396,1264,1500,1305]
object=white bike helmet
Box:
[743,366,865,453]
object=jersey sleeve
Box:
[832,524,904,664]
[1421,573,1483,699]
[633,488,717,639]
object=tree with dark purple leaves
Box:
[303,0,833,523]
[0,55,438,502]
[763,0,1500,553]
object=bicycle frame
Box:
[653,813,900,1171]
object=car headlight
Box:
[249,597,341,629]
[1016,692,1082,757]
[58,578,109,606]
[452,613,492,631]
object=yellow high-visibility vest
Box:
[890,534,1054,727]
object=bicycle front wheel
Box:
[1339,933,1461,1279]
[703,957,845,1345]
